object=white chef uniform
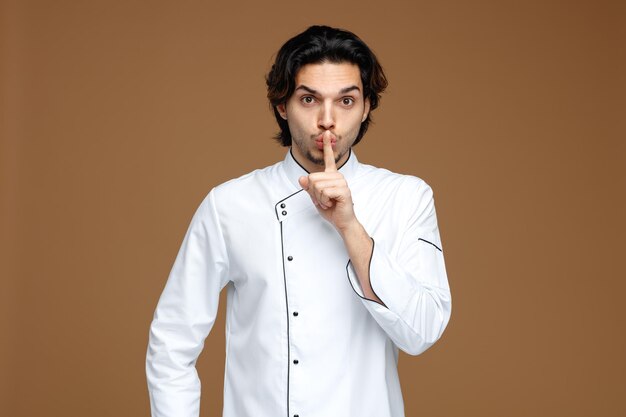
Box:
[146,149,452,417]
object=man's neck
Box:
[290,147,351,174]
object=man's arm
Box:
[345,181,451,355]
[300,134,451,355]
[336,219,383,305]
[146,190,230,417]
[298,133,381,303]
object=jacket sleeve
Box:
[346,180,451,356]
[146,189,230,417]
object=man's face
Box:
[277,61,370,173]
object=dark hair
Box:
[266,25,388,146]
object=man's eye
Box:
[302,96,314,104]
[342,98,354,106]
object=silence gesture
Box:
[298,131,357,232]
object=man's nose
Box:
[317,102,335,130]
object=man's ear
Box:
[361,98,371,122]
[277,103,288,120]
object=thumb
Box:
[298,175,309,190]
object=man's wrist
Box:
[338,218,368,240]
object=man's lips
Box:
[314,133,336,150]
[315,133,336,141]
[315,139,336,150]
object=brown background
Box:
[1,0,625,416]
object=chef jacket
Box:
[146,149,452,417]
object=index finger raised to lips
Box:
[323,134,337,172]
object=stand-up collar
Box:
[282,147,359,190]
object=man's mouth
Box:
[315,140,336,151]
[314,133,337,150]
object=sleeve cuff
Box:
[346,238,419,315]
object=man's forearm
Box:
[339,220,385,306]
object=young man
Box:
[146,25,451,417]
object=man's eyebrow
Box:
[294,85,362,95]
[294,85,318,95]
[339,85,361,94]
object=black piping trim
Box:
[277,147,355,415]
[418,238,442,252]
[289,148,310,174]
[274,189,305,221]
[340,148,352,170]
[279,222,290,417]
[288,147,352,174]
[345,238,386,307]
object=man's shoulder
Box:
[352,162,437,222]
[217,161,280,189]
[204,160,285,207]
[354,160,431,196]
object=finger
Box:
[310,179,347,197]
[303,183,330,210]
[309,178,347,190]
[323,132,337,173]
[302,180,321,206]
[305,188,328,210]
[306,191,320,207]
[298,176,309,190]
[307,171,342,182]
[316,186,344,208]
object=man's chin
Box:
[305,150,342,167]
[305,152,325,167]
